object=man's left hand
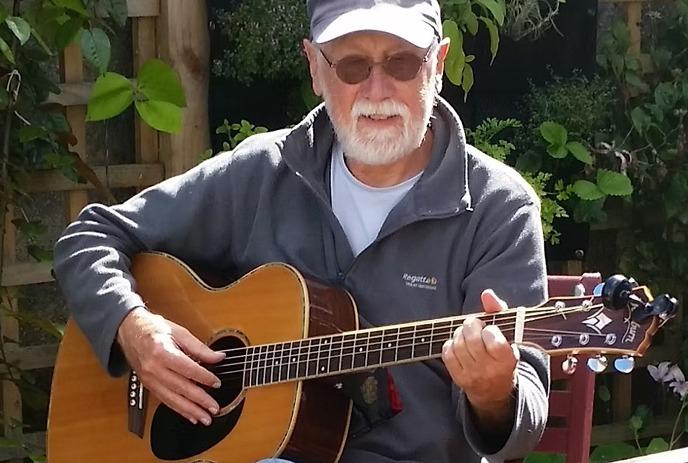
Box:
[441,289,518,429]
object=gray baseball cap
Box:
[307,0,442,48]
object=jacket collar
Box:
[280,96,472,220]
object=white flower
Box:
[670,380,688,399]
[669,365,686,383]
[648,362,674,383]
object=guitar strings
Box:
[206,304,616,381]
[209,303,603,374]
[210,302,599,358]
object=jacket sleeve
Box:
[53,154,236,376]
[456,200,550,461]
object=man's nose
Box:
[358,65,396,101]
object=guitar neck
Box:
[241,312,517,388]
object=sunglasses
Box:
[318,45,434,85]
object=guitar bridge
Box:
[127,370,147,438]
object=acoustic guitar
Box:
[47,252,677,463]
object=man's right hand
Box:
[116,307,226,426]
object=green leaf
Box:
[540,121,568,146]
[547,143,568,159]
[136,58,186,107]
[5,16,31,45]
[54,18,83,50]
[566,141,593,164]
[0,37,14,64]
[86,72,134,121]
[625,72,649,93]
[523,452,565,463]
[80,27,111,75]
[464,10,479,35]
[19,126,48,143]
[478,17,499,64]
[475,0,505,26]
[597,169,633,196]
[590,443,638,462]
[573,180,605,200]
[53,0,88,16]
[102,0,128,27]
[631,107,650,134]
[597,385,611,402]
[461,63,474,101]
[629,415,643,431]
[645,438,669,454]
[442,20,465,86]
[135,100,182,133]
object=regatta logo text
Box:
[402,273,438,291]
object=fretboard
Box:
[242,313,510,388]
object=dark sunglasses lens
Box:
[384,53,423,81]
[337,57,372,84]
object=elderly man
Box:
[53,0,549,462]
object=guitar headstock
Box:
[521,275,677,374]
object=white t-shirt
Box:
[331,143,422,257]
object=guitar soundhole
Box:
[150,335,246,460]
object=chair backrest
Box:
[534,273,601,463]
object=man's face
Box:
[305,31,448,166]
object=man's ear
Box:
[435,37,451,76]
[303,39,323,97]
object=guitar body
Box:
[48,252,358,463]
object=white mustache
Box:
[351,99,410,119]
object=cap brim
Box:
[312,7,436,48]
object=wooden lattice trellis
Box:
[0,0,209,459]
[0,0,679,459]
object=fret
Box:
[278,342,289,382]
[317,337,330,376]
[287,341,297,381]
[297,339,309,379]
[353,332,368,369]
[341,333,356,372]
[381,328,397,364]
[398,325,415,361]
[414,323,431,358]
[367,329,382,366]
[259,344,268,386]
[265,344,276,384]
[328,334,340,374]
[433,320,454,354]
[307,338,319,377]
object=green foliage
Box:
[441,0,506,97]
[591,0,688,302]
[211,0,308,85]
[467,117,568,244]
[202,119,269,161]
[86,59,186,133]
[0,1,184,460]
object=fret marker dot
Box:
[421,338,426,342]
[387,343,392,348]
[274,360,279,365]
[321,366,325,372]
[292,357,296,362]
[358,347,363,352]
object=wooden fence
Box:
[0,0,681,460]
[0,0,209,459]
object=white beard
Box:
[323,78,437,166]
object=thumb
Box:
[173,326,225,364]
[481,289,508,314]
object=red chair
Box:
[533,273,601,463]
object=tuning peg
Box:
[562,355,578,375]
[614,356,635,374]
[587,355,608,373]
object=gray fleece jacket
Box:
[53,97,549,463]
